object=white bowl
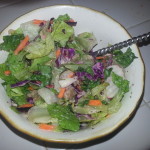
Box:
[0,5,144,143]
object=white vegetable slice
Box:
[38,88,58,104]
[106,65,124,98]
[28,106,51,123]
[59,70,74,80]
[58,77,77,88]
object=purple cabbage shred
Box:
[27,97,34,104]
[11,80,30,88]
[55,48,75,67]
[92,62,104,79]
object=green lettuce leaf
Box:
[90,111,108,126]
[67,37,84,56]
[30,65,52,87]
[72,105,108,114]
[108,72,130,114]
[51,21,74,47]
[25,33,54,59]
[0,63,16,84]
[77,32,97,52]
[0,34,24,51]
[6,51,31,81]
[113,48,137,68]
[91,82,109,98]
[54,14,70,22]
[111,72,129,93]
[6,84,28,106]
[47,103,80,131]
[29,56,51,72]
[108,90,124,114]
[11,28,23,35]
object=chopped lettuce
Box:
[111,72,129,93]
[51,66,65,92]
[6,84,28,106]
[0,63,16,83]
[47,103,80,131]
[25,33,54,59]
[90,111,108,126]
[29,56,51,72]
[0,34,24,51]
[108,72,130,113]
[6,51,31,81]
[28,106,52,123]
[77,32,97,51]
[67,37,84,56]
[30,65,52,87]
[91,82,109,98]
[54,14,70,22]
[20,21,41,41]
[11,28,23,35]
[51,21,74,47]
[104,68,113,79]
[113,48,137,68]
[108,90,123,114]
[73,105,108,114]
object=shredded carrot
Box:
[88,100,102,106]
[28,86,34,91]
[39,124,55,131]
[14,35,29,55]
[67,72,74,78]
[55,49,61,58]
[57,88,66,98]
[18,103,34,108]
[4,70,11,76]
[33,19,46,24]
[96,56,106,60]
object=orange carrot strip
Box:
[57,88,66,98]
[67,72,74,78]
[88,100,102,106]
[28,86,34,91]
[55,49,61,58]
[39,124,55,131]
[14,35,29,55]
[33,19,46,24]
[4,70,11,76]
[96,56,106,60]
[18,103,34,108]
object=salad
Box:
[0,14,137,132]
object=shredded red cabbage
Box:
[92,62,104,79]
[72,84,85,104]
[55,48,75,67]
[11,80,30,88]
[27,97,34,104]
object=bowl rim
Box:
[0,4,145,144]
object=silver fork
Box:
[92,32,150,57]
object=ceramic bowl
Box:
[0,5,144,143]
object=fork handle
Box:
[92,32,150,56]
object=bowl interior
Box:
[0,5,144,143]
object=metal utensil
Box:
[92,32,150,57]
